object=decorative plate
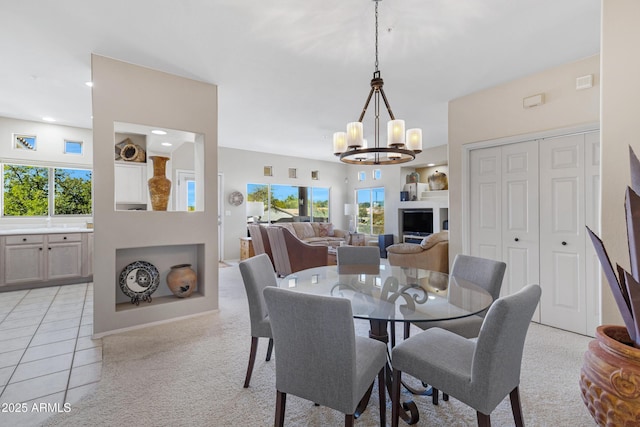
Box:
[229,191,244,206]
[119,260,160,305]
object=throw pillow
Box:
[420,231,449,250]
[318,222,334,237]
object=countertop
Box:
[0,228,93,235]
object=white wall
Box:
[218,147,350,259]
[0,117,93,228]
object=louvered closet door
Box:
[470,146,502,261]
[539,134,586,334]
[501,141,540,315]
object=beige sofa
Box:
[387,231,449,273]
[272,222,347,248]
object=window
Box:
[64,140,83,155]
[2,163,92,217]
[356,187,385,234]
[246,183,330,223]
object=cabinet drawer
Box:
[48,233,82,243]
[5,235,45,245]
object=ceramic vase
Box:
[580,325,640,426]
[148,156,171,211]
[166,264,197,298]
[428,170,448,190]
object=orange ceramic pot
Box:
[166,264,196,298]
[580,325,640,426]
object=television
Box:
[402,209,434,236]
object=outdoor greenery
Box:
[3,164,92,216]
[247,183,329,222]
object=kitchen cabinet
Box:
[115,162,147,206]
[1,231,93,290]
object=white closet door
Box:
[501,141,540,320]
[470,147,502,261]
[539,134,586,334]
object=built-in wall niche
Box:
[113,122,205,212]
[115,243,205,311]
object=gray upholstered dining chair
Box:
[238,253,276,388]
[391,284,541,427]
[404,254,506,403]
[406,254,506,339]
[263,286,388,427]
[337,246,380,274]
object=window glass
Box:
[271,185,300,222]
[247,183,269,222]
[3,164,49,216]
[246,184,330,224]
[187,180,196,211]
[311,187,329,222]
[64,140,83,155]
[356,187,385,234]
[54,168,92,215]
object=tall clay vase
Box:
[166,264,196,298]
[148,156,171,211]
[580,325,640,426]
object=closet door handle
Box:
[562,241,567,246]
[514,238,519,242]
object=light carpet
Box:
[45,264,596,426]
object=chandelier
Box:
[333,0,422,165]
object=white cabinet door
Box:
[115,163,147,204]
[584,132,601,334]
[539,133,586,334]
[87,233,94,277]
[48,242,83,280]
[5,244,45,284]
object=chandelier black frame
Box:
[334,0,422,165]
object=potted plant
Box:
[580,147,640,426]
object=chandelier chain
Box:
[374,1,379,72]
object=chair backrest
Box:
[263,287,359,414]
[247,224,274,266]
[265,226,292,276]
[239,254,277,337]
[471,284,541,413]
[451,254,506,305]
[337,246,380,266]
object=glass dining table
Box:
[280,264,493,425]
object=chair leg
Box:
[244,336,259,388]
[476,411,491,427]
[275,390,286,427]
[345,414,355,427]
[432,387,438,405]
[404,322,410,339]
[443,392,449,401]
[391,369,402,427]
[378,368,386,427]
[509,387,524,427]
[390,321,396,348]
[266,338,274,361]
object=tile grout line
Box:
[63,282,91,404]
[0,286,60,398]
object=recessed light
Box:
[161,142,172,147]
[42,117,56,122]
[152,130,167,135]
[85,81,93,87]
[427,163,436,167]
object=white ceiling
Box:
[0,1,600,162]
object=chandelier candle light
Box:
[333,0,422,165]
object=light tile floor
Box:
[0,282,101,426]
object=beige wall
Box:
[448,54,600,258]
[601,0,640,324]
[92,55,218,336]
